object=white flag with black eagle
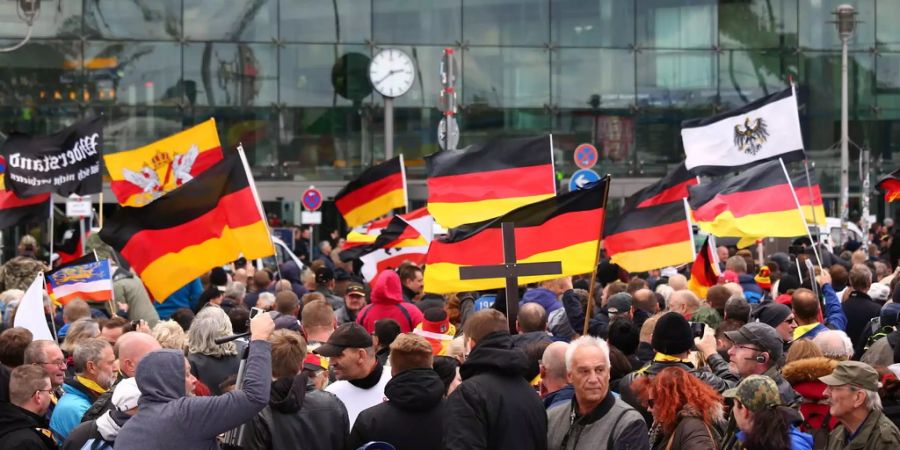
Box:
[681,87,805,175]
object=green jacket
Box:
[826,409,900,450]
[114,276,160,328]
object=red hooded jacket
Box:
[356,270,424,333]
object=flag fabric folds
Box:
[334,155,407,227]
[55,224,84,265]
[13,274,53,341]
[104,118,224,207]
[360,246,430,282]
[46,256,112,307]
[605,201,694,273]
[99,154,274,300]
[681,87,805,175]
[688,236,721,300]
[340,212,434,262]
[425,136,556,229]
[688,160,807,239]
[877,168,900,202]
[0,188,49,229]
[791,169,826,226]
[424,177,608,294]
[603,163,696,273]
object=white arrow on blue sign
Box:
[568,169,601,191]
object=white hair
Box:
[257,292,276,310]
[187,307,237,357]
[565,336,610,372]
[813,330,854,360]
[655,284,675,303]
[863,388,883,411]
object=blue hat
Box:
[881,303,900,327]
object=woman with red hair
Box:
[632,366,724,449]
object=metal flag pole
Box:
[583,175,611,336]
[682,198,697,261]
[399,153,408,213]
[236,143,281,280]
[779,158,823,267]
[48,200,54,266]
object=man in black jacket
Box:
[443,309,547,450]
[245,329,348,450]
[0,365,56,449]
[843,264,882,355]
[349,333,445,449]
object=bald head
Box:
[791,288,820,325]
[632,288,658,314]
[667,290,700,318]
[668,274,687,291]
[541,342,569,382]
[517,302,547,333]
[115,332,161,378]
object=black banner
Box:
[1,117,103,196]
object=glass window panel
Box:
[458,109,550,143]
[799,0,875,51]
[718,51,797,109]
[373,0,461,45]
[183,43,277,108]
[190,107,279,170]
[0,106,82,140]
[0,0,82,39]
[551,0,634,48]
[877,2,900,50]
[280,0,370,43]
[635,111,711,164]
[0,40,82,106]
[636,50,717,108]
[463,0,548,46]
[636,0,717,49]
[280,44,371,107]
[719,0,797,49]
[84,0,180,40]
[278,106,370,179]
[875,53,900,119]
[553,49,634,109]
[83,42,182,106]
[800,52,875,118]
[88,106,184,154]
[464,47,549,108]
[552,111,638,174]
[183,0,277,42]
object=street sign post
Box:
[574,143,598,169]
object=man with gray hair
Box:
[540,342,572,409]
[667,289,700,321]
[49,338,116,442]
[547,336,649,450]
[814,330,855,361]
[820,360,900,449]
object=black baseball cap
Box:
[315,267,335,284]
[313,322,373,357]
[725,322,784,362]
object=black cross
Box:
[458,222,563,332]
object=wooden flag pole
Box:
[583,175,611,336]
[98,192,104,229]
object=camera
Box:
[249,307,265,320]
[689,322,706,339]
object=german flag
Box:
[104,119,223,207]
[688,236,720,299]
[604,201,694,273]
[791,169,826,225]
[635,163,699,208]
[688,159,807,239]
[424,177,608,294]
[99,154,274,300]
[334,156,407,227]
[0,189,49,229]
[426,136,556,229]
[877,168,900,202]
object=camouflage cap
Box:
[818,360,880,392]
[722,375,781,413]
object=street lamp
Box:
[833,4,857,245]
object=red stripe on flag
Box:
[335,173,404,214]
[692,183,797,221]
[637,178,699,208]
[427,164,554,203]
[604,221,692,254]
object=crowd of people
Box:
[2,221,900,449]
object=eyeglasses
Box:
[34,360,66,368]
[735,344,762,352]
[34,389,53,396]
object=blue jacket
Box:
[519,288,561,313]
[796,284,847,340]
[155,278,203,320]
[739,274,764,303]
[49,381,94,442]
[542,385,574,410]
[736,425,813,450]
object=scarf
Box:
[793,322,820,340]
[349,361,383,389]
[75,376,108,396]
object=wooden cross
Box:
[458,222,563,332]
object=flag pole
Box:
[549,134,558,195]
[399,153,409,214]
[42,274,59,342]
[98,192,104,229]
[779,158,823,267]
[236,143,281,279]
[583,175,611,336]
[48,199,54,267]
[682,198,697,261]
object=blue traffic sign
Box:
[569,169,601,191]
[301,187,323,211]
[574,143,598,169]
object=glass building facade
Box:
[0,0,896,221]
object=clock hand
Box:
[375,69,399,85]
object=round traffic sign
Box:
[568,169,601,191]
[301,187,323,211]
[574,143,598,169]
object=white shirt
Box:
[325,368,391,428]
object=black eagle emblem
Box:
[733,117,769,156]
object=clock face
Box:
[369,49,416,98]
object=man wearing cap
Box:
[335,282,367,325]
[318,322,391,428]
[720,322,798,405]
[750,302,796,343]
[314,267,344,310]
[62,377,141,449]
[606,292,635,321]
[821,361,900,449]
[861,303,900,367]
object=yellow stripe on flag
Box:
[608,241,695,273]
[140,221,273,300]
[424,240,598,294]
[695,209,808,239]
[428,193,555,229]
[342,188,405,228]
